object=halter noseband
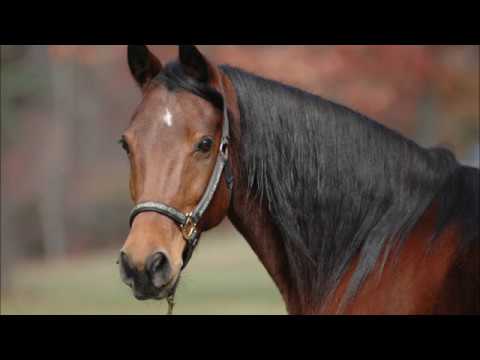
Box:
[128,82,233,270]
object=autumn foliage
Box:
[1,45,478,267]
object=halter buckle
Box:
[181,213,197,241]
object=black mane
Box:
[154,61,478,307]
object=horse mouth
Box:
[132,273,180,301]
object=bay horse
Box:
[118,45,479,314]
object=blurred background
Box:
[1,45,479,315]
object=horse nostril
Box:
[119,251,135,287]
[147,251,172,288]
[152,254,167,273]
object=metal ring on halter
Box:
[180,213,197,241]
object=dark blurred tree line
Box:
[1,45,478,291]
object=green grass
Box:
[1,225,286,315]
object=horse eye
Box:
[197,137,213,153]
[118,138,130,154]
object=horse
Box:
[117,45,479,314]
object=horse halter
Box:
[128,81,233,271]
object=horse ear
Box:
[178,45,212,83]
[128,45,163,88]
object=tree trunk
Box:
[36,45,76,259]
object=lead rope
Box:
[166,293,175,315]
[166,283,178,315]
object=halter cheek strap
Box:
[128,81,233,270]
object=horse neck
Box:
[220,66,477,313]
[226,169,467,314]
[221,105,466,314]
[225,113,468,314]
